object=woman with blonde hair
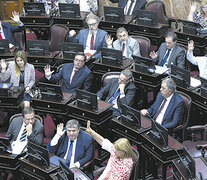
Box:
[86,120,135,180]
[0,51,35,107]
[188,0,207,28]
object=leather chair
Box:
[145,0,169,25]
[101,71,121,87]
[49,24,68,52]
[130,35,151,58]
[14,31,25,50]
[183,124,207,159]
[171,91,192,142]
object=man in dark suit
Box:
[5,107,44,154]
[0,11,25,49]
[68,13,107,59]
[44,52,93,93]
[141,77,184,129]
[109,0,147,15]
[47,119,93,169]
[149,31,185,69]
[97,68,136,117]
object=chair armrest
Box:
[187,125,206,131]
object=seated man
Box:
[58,0,98,14]
[109,0,147,15]
[5,107,44,154]
[0,11,25,49]
[141,77,184,129]
[97,68,136,117]
[187,40,207,79]
[47,119,93,169]
[44,52,93,93]
[105,27,141,59]
[149,31,185,69]
[67,13,107,59]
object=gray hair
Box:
[66,119,80,129]
[121,68,133,80]
[162,77,176,92]
[116,27,128,37]
[165,31,177,42]
[22,107,35,117]
[86,12,101,24]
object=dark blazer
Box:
[5,116,44,146]
[2,22,25,46]
[154,43,186,68]
[68,28,108,59]
[49,63,93,93]
[97,78,136,113]
[147,92,184,129]
[109,0,147,15]
[47,130,93,167]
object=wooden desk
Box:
[172,156,207,180]
[129,22,168,46]
[19,157,58,180]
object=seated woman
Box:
[188,0,207,28]
[0,51,35,107]
[86,120,134,180]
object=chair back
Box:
[49,24,68,52]
[14,31,25,50]
[129,147,140,180]
[145,0,169,25]
[101,72,120,87]
[130,35,151,57]
[10,113,43,124]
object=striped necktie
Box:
[20,126,27,142]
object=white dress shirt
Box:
[156,93,174,125]
[86,30,97,50]
[187,51,207,79]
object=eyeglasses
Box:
[74,58,85,63]
[88,22,97,27]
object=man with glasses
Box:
[68,13,107,59]
[141,77,184,130]
[105,27,141,59]
[5,107,44,154]
[47,119,93,170]
[44,52,93,93]
[97,68,136,117]
[149,31,185,68]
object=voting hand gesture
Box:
[11,11,21,23]
[56,123,65,136]
[44,64,54,77]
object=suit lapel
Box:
[162,94,175,124]
[109,80,119,99]
[71,66,84,85]
[94,29,100,50]
[84,29,89,50]
[68,64,74,84]
[120,0,128,7]
[14,119,23,140]
[74,133,81,162]
[167,45,177,67]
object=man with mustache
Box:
[68,13,107,59]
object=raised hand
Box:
[44,64,54,77]
[0,59,7,72]
[119,83,125,94]
[149,51,158,59]
[11,11,21,23]
[26,123,33,136]
[86,120,93,134]
[56,123,65,136]
[105,35,114,46]
[188,40,194,51]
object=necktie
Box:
[153,98,167,120]
[66,140,74,167]
[108,88,120,103]
[0,32,2,39]
[127,0,135,15]
[160,49,171,67]
[122,43,125,54]
[20,126,27,142]
[71,70,77,83]
[90,35,94,50]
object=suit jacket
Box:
[5,116,44,146]
[1,62,35,95]
[147,92,184,129]
[113,36,141,59]
[109,0,147,15]
[2,22,25,46]
[154,43,185,68]
[97,78,136,113]
[47,130,93,167]
[50,63,93,93]
[68,28,107,59]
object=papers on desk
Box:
[84,49,96,58]
[190,77,201,88]
[154,65,169,74]
[50,155,67,166]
